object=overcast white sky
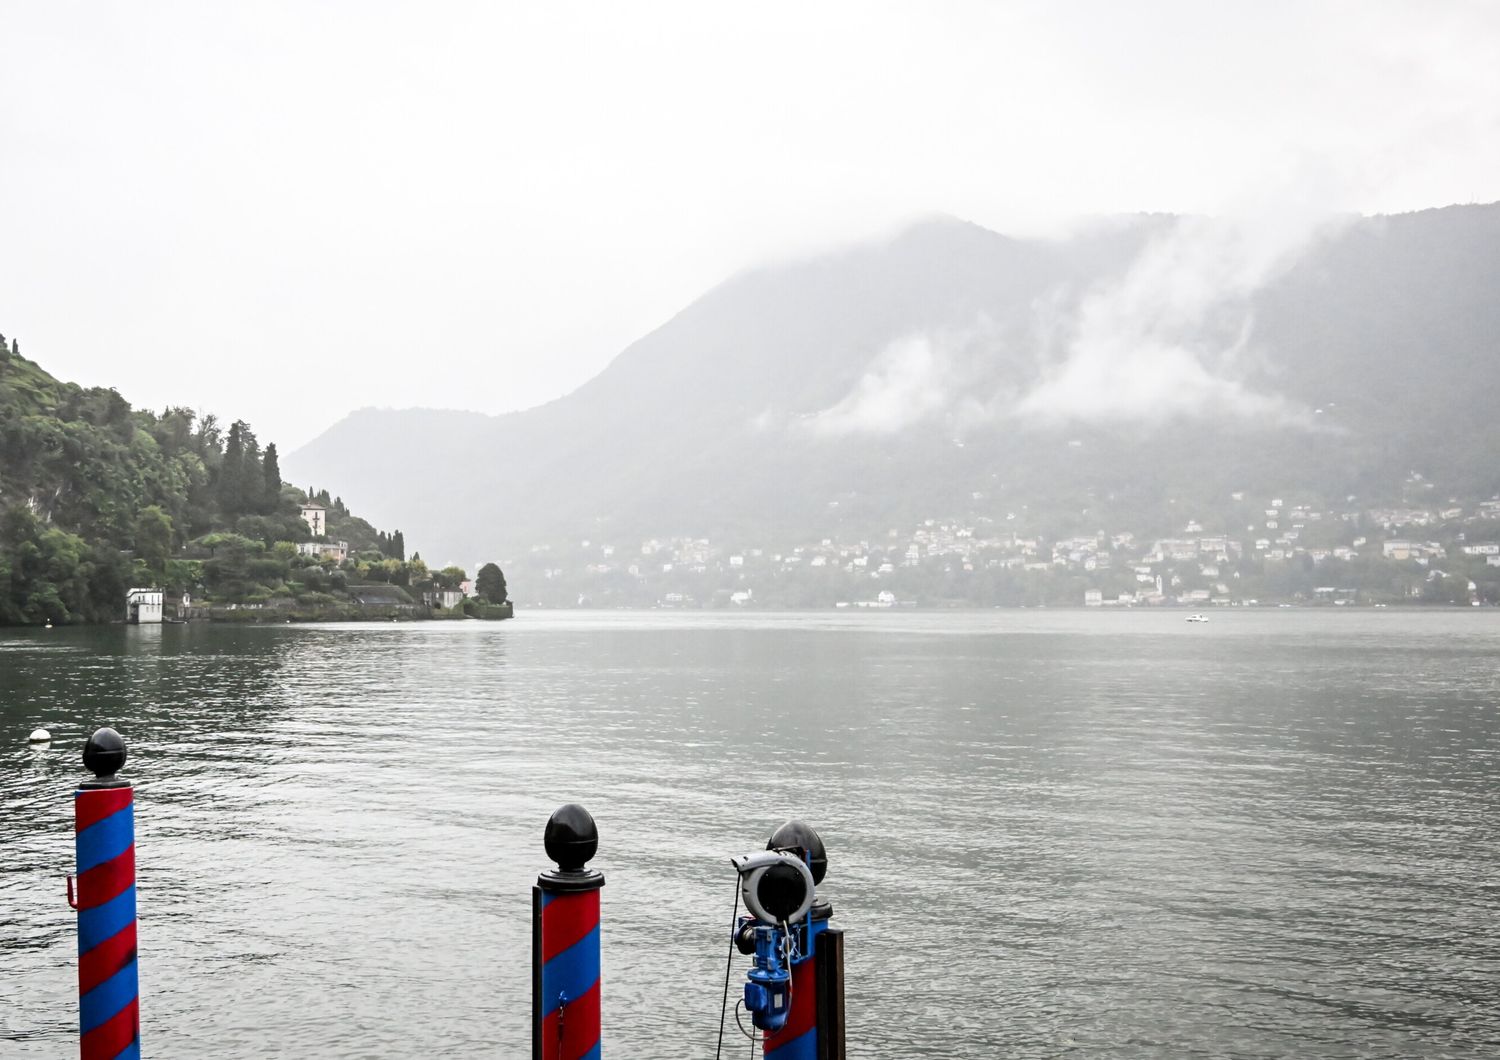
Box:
[2,1,1497,451]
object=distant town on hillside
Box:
[503,478,1500,610]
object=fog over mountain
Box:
[286,204,1500,564]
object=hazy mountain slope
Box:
[290,407,496,533]
[1251,204,1500,492]
[287,218,1096,557]
[286,205,1500,563]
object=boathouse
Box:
[125,588,164,624]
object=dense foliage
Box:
[0,339,423,624]
[475,562,508,604]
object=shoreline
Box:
[3,600,1493,630]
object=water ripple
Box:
[2,611,1499,1057]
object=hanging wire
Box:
[715,875,742,1060]
[780,919,796,1014]
[735,998,758,1043]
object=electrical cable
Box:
[780,918,795,1015]
[735,998,758,1043]
[715,875,742,1060]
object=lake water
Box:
[2,611,1499,1057]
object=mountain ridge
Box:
[287,203,1500,564]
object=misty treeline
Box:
[0,338,412,624]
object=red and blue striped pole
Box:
[67,727,140,1060]
[763,950,818,1060]
[533,804,604,1060]
[762,822,844,1060]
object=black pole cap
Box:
[82,727,127,780]
[544,803,598,873]
[768,819,828,885]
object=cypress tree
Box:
[262,443,282,512]
[220,421,245,516]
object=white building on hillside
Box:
[297,540,349,564]
[126,588,163,624]
[300,503,327,536]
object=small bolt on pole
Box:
[533,804,604,1060]
[68,727,141,1060]
[732,821,845,1060]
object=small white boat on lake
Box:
[1186,613,1209,623]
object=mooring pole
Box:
[67,727,141,1060]
[533,803,604,1060]
[759,821,844,1060]
[812,923,845,1060]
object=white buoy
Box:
[28,728,51,744]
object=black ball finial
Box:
[768,819,828,885]
[82,727,127,779]
[544,803,598,873]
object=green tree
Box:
[243,432,262,509]
[220,420,245,515]
[262,444,283,512]
[2,511,95,624]
[235,514,302,549]
[1424,571,1471,605]
[476,562,508,604]
[298,565,329,592]
[197,533,261,597]
[133,505,174,575]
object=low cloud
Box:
[794,198,1350,439]
[1014,206,1345,427]
[802,334,952,437]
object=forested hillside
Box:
[0,337,415,624]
